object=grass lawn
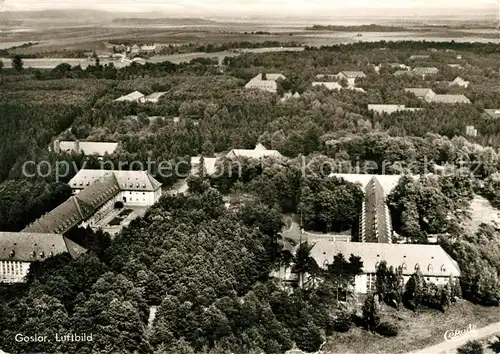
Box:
[323,299,499,354]
[108,217,122,226]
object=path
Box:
[407,322,500,354]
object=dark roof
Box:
[23,176,120,234]
[0,232,86,261]
[361,177,392,243]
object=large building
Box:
[368,104,422,115]
[226,143,282,160]
[53,140,118,157]
[330,174,403,244]
[337,71,366,86]
[309,241,461,294]
[114,91,145,103]
[312,82,342,91]
[69,170,162,206]
[245,73,286,94]
[142,92,167,103]
[405,88,470,104]
[23,175,122,234]
[0,232,86,283]
[23,170,162,235]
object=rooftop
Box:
[432,94,471,104]
[330,173,403,196]
[114,91,144,102]
[69,170,162,192]
[143,92,167,101]
[56,141,118,156]
[310,241,461,277]
[226,143,282,159]
[339,71,366,78]
[24,176,121,234]
[0,232,86,262]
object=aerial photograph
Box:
[1,0,500,353]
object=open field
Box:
[465,195,500,233]
[1,24,499,57]
[324,300,500,354]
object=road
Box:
[407,322,500,354]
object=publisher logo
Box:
[444,324,477,342]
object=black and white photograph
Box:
[0,0,500,353]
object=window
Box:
[428,264,433,272]
[414,263,420,271]
[401,262,407,271]
[441,265,446,272]
[367,274,376,292]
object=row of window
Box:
[0,261,25,276]
[375,262,446,273]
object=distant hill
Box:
[305,24,409,32]
[112,18,217,26]
[1,9,115,22]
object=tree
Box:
[404,270,425,311]
[12,55,23,72]
[375,261,389,303]
[326,253,363,302]
[0,60,3,83]
[362,294,380,332]
[293,242,318,288]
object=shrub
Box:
[114,201,124,209]
[457,340,483,354]
[333,319,351,333]
[376,322,399,337]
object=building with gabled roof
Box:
[361,177,392,243]
[484,109,500,119]
[142,92,167,103]
[331,173,402,244]
[368,104,422,115]
[23,175,122,234]
[449,77,469,88]
[245,73,286,94]
[431,94,471,104]
[69,169,162,206]
[405,88,436,102]
[114,91,145,103]
[409,54,430,60]
[0,232,86,283]
[337,71,367,79]
[308,241,461,293]
[330,173,403,196]
[312,81,342,91]
[53,140,118,157]
[226,143,282,160]
[412,67,439,78]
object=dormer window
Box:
[441,265,446,272]
[31,251,36,258]
[40,252,45,258]
[428,264,433,272]
[375,261,380,268]
[401,263,407,270]
[49,252,53,257]
[9,250,15,258]
[414,263,420,271]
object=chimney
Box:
[54,140,61,153]
[75,140,80,153]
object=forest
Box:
[1,41,500,353]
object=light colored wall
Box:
[354,273,458,294]
[0,260,31,283]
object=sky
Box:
[1,0,497,16]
